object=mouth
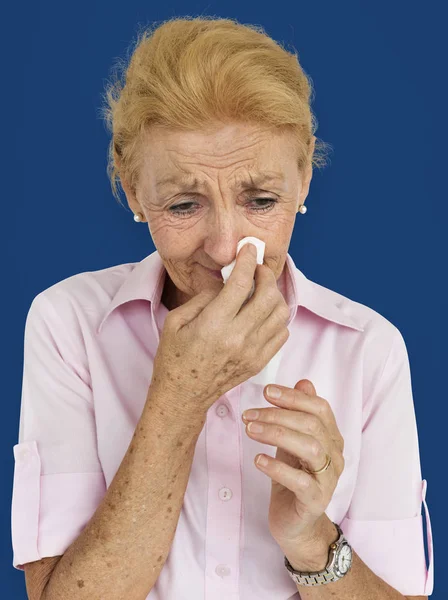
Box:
[201,265,224,280]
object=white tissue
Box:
[221,236,265,300]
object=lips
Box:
[202,265,223,279]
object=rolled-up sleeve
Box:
[340,327,434,596]
[11,292,106,570]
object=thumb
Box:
[294,379,316,397]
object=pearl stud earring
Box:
[133,212,144,222]
[298,204,307,214]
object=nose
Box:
[202,215,247,269]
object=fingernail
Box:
[256,454,269,467]
[267,385,282,398]
[243,409,259,421]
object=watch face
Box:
[337,545,352,574]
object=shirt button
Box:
[218,487,233,501]
[215,564,231,577]
[216,404,229,418]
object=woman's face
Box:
[122,122,314,309]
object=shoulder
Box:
[26,260,137,331]
[307,279,411,407]
[309,276,403,347]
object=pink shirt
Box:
[11,250,434,598]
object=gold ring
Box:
[309,453,332,474]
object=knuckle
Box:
[317,398,331,417]
[273,425,285,439]
[275,304,288,324]
[264,287,278,304]
[233,277,250,292]
[280,305,290,322]
[306,416,322,436]
[310,441,322,457]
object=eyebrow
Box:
[155,172,286,193]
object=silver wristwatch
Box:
[284,522,352,586]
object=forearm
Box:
[289,519,412,600]
[43,383,205,600]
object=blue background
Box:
[2,1,445,597]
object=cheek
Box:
[148,216,196,252]
[149,223,198,270]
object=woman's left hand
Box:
[242,379,345,559]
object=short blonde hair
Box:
[100,15,332,206]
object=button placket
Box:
[205,389,242,597]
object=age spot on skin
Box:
[77,580,85,588]
[175,352,180,357]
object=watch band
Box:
[284,522,353,587]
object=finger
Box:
[243,407,329,447]
[254,453,322,508]
[246,420,328,474]
[263,386,343,450]
[208,242,259,320]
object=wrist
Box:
[146,383,206,434]
[285,519,339,572]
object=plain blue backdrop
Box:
[2,1,446,597]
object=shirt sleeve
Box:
[339,326,434,597]
[11,291,106,570]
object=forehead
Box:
[139,123,298,189]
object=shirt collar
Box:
[96,251,365,335]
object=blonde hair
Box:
[100,15,333,206]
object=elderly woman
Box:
[11,16,433,600]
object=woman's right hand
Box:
[150,243,290,417]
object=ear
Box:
[297,163,314,209]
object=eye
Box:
[250,198,278,212]
[169,198,278,217]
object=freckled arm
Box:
[41,384,205,600]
